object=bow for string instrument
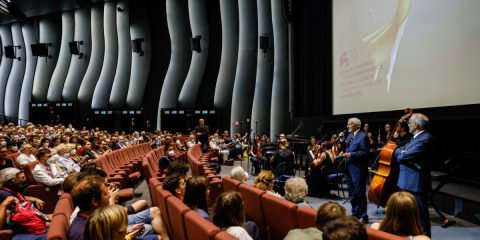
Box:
[368,108,413,207]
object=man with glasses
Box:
[394,113,434,237]
[0,147,13,170]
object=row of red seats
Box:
[148,177,235,240]
[186,144,222,206]
[223,176,405,240]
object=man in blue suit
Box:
[394,113,434,237]
[342,117,370,223]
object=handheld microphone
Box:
[336,130,347,141]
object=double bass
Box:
[368,108,413,206]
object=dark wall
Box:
[142,0,170,128]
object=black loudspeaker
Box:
[69,41,79,55]
[190,35,201,53]
[31,43,49,57]
[259,35,269,52]
[131,38,144,56]
[4,46,15,58]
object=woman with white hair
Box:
[230,166,249,183]
[284,177,312,208]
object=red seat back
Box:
[166,197,189,240]
[261,193,298,240]
[184,211,220,240]
[222,176,242,192]
[214,231,237,240]
[297,207,317,229]
[238,184,267,240]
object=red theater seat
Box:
[261,193,298,240]
[184,211,220,240]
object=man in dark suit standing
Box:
[342,117,370,223]
[394,113,434,237]
[195,118,210,153]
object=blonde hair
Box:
[83,205,128,240]
[253,171,275,191]
[284,177,308,203]
[379,191,423,236]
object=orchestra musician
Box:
[249,135,263,175]
[393,113,434,237]
[393,118,413,147]
[306,141,335,197]
[340,117,370,224]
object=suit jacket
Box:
[344,131,370,176]
[394,131,434,193]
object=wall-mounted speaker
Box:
[4,45,21,61]
[190,35,201,53]
[131,38,144,56]
[69,41,84,58]
[259,35,269,52]
[31,43,51,58]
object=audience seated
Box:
[69,175,168,240]
[230,166,249,183]
[183,176,210,220]
[83,204,143,240]
[370,191,431,240]
[56,144,80,173]
[32,149,65,187]
[285,201,347,240]
[284,177,311,208]
[162,173,186,200]
[212,191,260,240]
[253,171,281,197]
[16,144,36,167]
[0,147,13,170]
[0,167,49,239]
[322,216,367,240]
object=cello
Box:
[368,108,413,207]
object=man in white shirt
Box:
[56,144,80,173]
[32,149,64,187]
[16,144,37,167]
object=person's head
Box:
[71,175,109,212]
[166,145,175,157]
[183,176,209,211]
[0,146,8,157]
[253,171,275,192]
[56,144,69,156]
[162,173,186,200]
[166,161,190,179]
[84,141,93,150]
[0,167,26,191]
[37,148,54,165]
[408,113,429,135]
[61,172,80,193]
[230,166,248,183]
[316,201,347,230]
[278,139,289,149]
[19,144,33,154]
[279,133,286,141]
[347,117,361,132]
[212,191,245,230]
[379,191,423,236]
[385,123,392,133]
[284,177,308,204]
[363,123,370,132]
[83,204,128,240]
[322,216,367,240]
[199,118,205,125]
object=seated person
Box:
[306,141,336,197]
[16,144,37,167]
[0,168,48,239]
[271,139,294,174]
[284,177,311,208]
[158,146,176,174]
[56,144,80,173]
[0,147,14,171]
[32,149,65,187]
[285,201,347,240]
[370,191,431,240]
[162,173,186,200]
[83,205,144,240]
[253,171,280,197]
[230,166,249,183]
[69,175,168,240]
[183,176,210,220]
[322,216,367,240]
[212,191,260,240]
[166,161,191,180]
